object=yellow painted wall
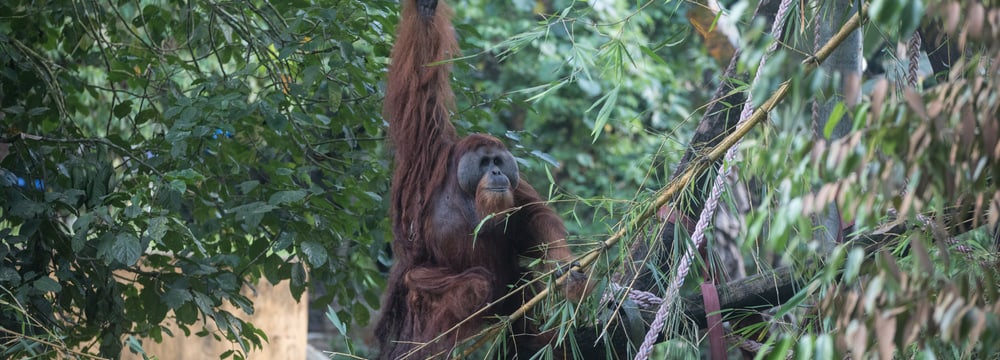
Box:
[122,281,307,360]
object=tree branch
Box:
[7,132,164,178]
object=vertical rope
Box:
[633,0,795,358]
[907,32,922,88]
[811,2,822,136]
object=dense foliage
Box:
[2,0,999,359]
[1,0,396,358]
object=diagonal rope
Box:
[632,0,795,358]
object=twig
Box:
[0,326,107,360]
[9,133,164,178]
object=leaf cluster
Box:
[1,0,396,358]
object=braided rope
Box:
[632,0,795,358]
[907,32,921,88]
[729,334,765,353]
[605,282,664,308]
[811,3,822,136]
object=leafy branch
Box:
[6,133,164,178]
[452,1,872,356]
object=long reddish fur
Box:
[384,0,459,247]
[377,1,462,355]
[376,1,587,358]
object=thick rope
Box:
[907,32,921,88]
[811,2,822,135]
[632,0,795,358]
[605,282,664,308]
[609,279,772,355]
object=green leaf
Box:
[145,216,169,244]
[265,111,288,130]
[272,231,295,252]
[27,107,49,116]
[300,241,328,267]
[589,86,620,143]
[524,80,567,103]
[0,268,21,283]
[162,288,192,309]
[868,0,903,30]
[175,302,198,324]
[228,202,277,229]
[823,102,847,139]
[326,306,348,335]
[530,150,559,168]
[166,168,205,182]
[9,198,46,218]
[796,334,815,359]
[774,282,814,319]
[192,291,214,315]
[113,100,133,119]
[140,286,168,323]
[262,258,285,285]
[33,277,61,292]
[112,233,143,266]
[268,190,307,206]
[168,179,187,193]
[125,336,146,357]
[900,0,924,38]
[135,108,159,124]
[823,245,846,283]
[72,213,94,252]
[290,262,306,300]
[124,205,142,219]
[352,301,370,324]
[640,45,669,66]
[238,180,260,194]
[843,247,865,284]
[364,191,382,202]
